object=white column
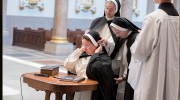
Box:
[146,0,155,14]
[44,0,73,56]
[120,0,133,21]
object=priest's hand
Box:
[95,45,102,53]
[114,77,123,84]
[138,30,141,33]
[85,29,91,34]
[80,46,86,53]
[98,36,107,46]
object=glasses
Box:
[113,31,120,35]
[81,45,92,49]
[105,6,115,11]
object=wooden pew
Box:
[13,27,84,50]
[12,27,53,51]
[24,27,31,31]
[38,28,44,30]
[67,29,84,44]
[76,35,82,49]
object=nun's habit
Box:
[110,17,140,100]
[89,0,121,60]
[85,31,115,100]
[64,31,114,100]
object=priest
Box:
[130,0,179,100]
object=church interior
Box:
[3,0,180,100]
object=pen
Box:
[53,76,61,79]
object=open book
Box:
[54,76,85,83]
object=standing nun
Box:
[88,0,121,60]
[107,17,140,100]
[85,1,122,98]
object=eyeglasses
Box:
[105,6,115,11]
[81,45,92,49]
[113,31,120,35]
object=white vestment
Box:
[131,9,179,100]
[128,36,142,90]
[64,48,92,100]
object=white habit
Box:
[131,9,179,100]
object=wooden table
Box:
[23,72,98,100]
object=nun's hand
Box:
[114,78,123,84]
[138,30,141,33]
[85,29,91,34]
[95,45,102,53]
[79,46,86,53]
[98,36,107,46]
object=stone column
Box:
[120,0,133,21]
[44,0,73,56]
[146,0,155,14]
[51,0,68,43]
[173,0,179,12]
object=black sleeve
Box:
[86,53,114,100]
[89,17,104,29]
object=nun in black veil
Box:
[64,30,115,100]
[85,1,122,99]
[87,0,121,60]
[85,30,115,100]
[98,17,141,100]
[110,17,141,100]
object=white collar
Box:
[105,16,114,21]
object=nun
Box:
[64,30,115,100]
[85,1,122,98]
[110,17,141,100]
[86,0,121,59]
[98,17,140,100]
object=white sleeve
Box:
[105,39,115,56]
[95,25,115,56]
[123,66,128,78]
[130,16,159,62]
[64,48,83,74]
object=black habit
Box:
[86,53,114,100]
[82,30,115,100]
[89,0,122,60]
[110,17,141,100]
